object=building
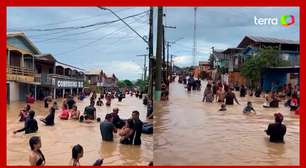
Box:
[85,69,104,86]
[7,32,85,103]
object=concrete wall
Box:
[7,81,20,102]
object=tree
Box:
[123,80,134,88]
[117,80,127,88]
[135,79,148,92]
[208,53,216,69]
[240,48,290,88]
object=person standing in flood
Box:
[84,101,96,120]
[29,136,45,166]
[69,144,84,166]
[132,110,143,145]
[14,110,38,134]
[265,113,286,143]
[19,104,31,122]
[202,84,214,103]
[40,107,55,126]
[225,88,240,105]
[100,114,117,141]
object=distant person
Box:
[240,85,246,97]
[269,92,280,108]
[132,110,143,145]
[119,119,135,145]
[96,98,104,106]
[84,101,96,120]
[219,104,226,111]
[92,159,104,166]
[52,101,59,110]
[111,108,125,129]
[19,104,31,122]
[59,104,70,120]
[44,97,49,108]
[67,96,76,109]
[40,107,55,126]
[100,114,117,141]
[14,110,38,134]
[255,87,262,97]
[202,84,214,103]
[70,144,84,166]
[216,87,225,102]
[243,101,256,113]
[225,89,240,105]
[265,113,286,143]
[29,136,45,166]
[70,105,80,120]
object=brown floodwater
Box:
[154,79,299,165]
[7,94,152,166]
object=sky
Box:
[7,7,299,80]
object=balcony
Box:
[6,65,39,84]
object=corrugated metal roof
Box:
[247,36,299,45]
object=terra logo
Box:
[254,15,295,27]
[280,15,295,27]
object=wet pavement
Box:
[7,94,152,166]
[154,79,299,165]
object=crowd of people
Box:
[178,74,299,144]
[13,88,153,166]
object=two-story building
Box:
[7,32,85,103]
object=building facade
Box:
[7,32,85,103]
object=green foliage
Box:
[123,80,134,87]
[135,79,148,92]
[241,48,290,87]
[117,80,127,88]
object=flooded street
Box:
[154,79,299,165]
[7,95,152,166]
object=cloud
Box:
[99,61,143,80]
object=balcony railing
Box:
[7,65,34,76]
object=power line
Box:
[31,13,148,43]
[53,19,146,56]
[8,10,149,32]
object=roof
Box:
[35,54,56,63]
[199,61,209,65]
[238,35,299,48]
[7,32,41,55]
[223,48,243,54]
[85,69,103,75]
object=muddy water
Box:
[154,80,299,165]
[7,95,152,166]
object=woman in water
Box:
[59,104,70,120]
[202,84,214,103]
[29,136,45,166]
[70,105,80,120]
[70,144,84,166]
[119,119,135,145]
[19,104,31,122]
[265,113,286,143]
[40,107,55,126]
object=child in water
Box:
[219,104,226,111]
[243,101,256,113]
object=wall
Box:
[262,71,287,92]
[229,72,246,86]
[7,81,20,102]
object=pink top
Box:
[59,109,70,120]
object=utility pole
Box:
[148,7,154,101]
[162,25,166,83]
[192,7,198,66]
[155,7,163,101]
[136,54,147,80]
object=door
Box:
[6,83,10,104]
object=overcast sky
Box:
[7,7,299,80]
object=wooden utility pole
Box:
[148,7,154,101]
[155,7,163,101]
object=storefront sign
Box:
[54,79,83,88]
